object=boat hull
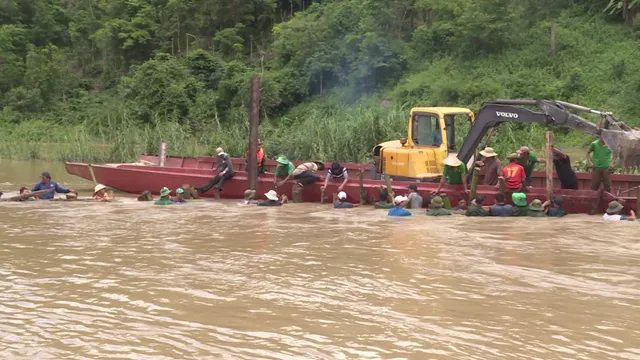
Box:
[65,160,637,214]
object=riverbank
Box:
[0,101,594,166]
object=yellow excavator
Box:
[372,99,640,180]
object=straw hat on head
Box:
[94,184,107,194]
[479,147,498,158]
[216,147,225,156]
[442,154,462,167]
[606,201,624,214]
[265,190,279,201]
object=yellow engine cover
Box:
[380,142,447,179]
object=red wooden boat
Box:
[65,154,639,214]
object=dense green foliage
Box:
[1,0,640,162]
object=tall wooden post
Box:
[469,167,480,200]
[247,76,260,191]
[545,131,553,201]
[159,142,167,167]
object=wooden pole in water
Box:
[247,75,260,191]
[359,170,367,205]
[159,142,167,167]
[384,174,394,203]
[545,131,553,201]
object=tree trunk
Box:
[550,17,556,56]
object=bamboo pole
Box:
[88,164,97,185]
[247,76,260,191]
[159,142,167,167]
[636,188,639,215]
[469,166,481,200]
[545,131,553,201]
[320,188,326,204]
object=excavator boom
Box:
[456,99,640,170]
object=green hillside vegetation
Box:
[1,0,639,163]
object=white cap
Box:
[94,184,106,194]
[337,191,347,200]
[264,190,279,201]
[393,195,408,205]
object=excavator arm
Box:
[457,99,640,169]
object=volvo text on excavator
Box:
[373,100,640,180]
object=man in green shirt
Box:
[465,195,490,217]
[511,192,529,216]
[518,146,545,188]
[528,199,546,217]
[154,187,174,205]
[586,135,614,192]
[274,155,295,186]
[434,154,468,195]
[426,196,452,216]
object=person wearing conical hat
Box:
[154,187,174,205]
[273,155,295,187]
[93,184,113,202]
[502,152,526,191]
[434,154,468,196]
[426,196,452,216]
[479,147,502,186]
[195,148,235,195]
[602,200,636,221]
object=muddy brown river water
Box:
[0,160,639,359]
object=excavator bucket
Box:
[602,129,640,171]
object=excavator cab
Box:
[373,107,475,180]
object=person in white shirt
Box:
[602,201,636,221]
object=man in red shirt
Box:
[244,139,266,173]
[502,152,526,191]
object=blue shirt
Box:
[31,181,70,200]
[388,207,412,217]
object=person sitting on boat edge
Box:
[278,161,325,188]
[172,188,187,204]
[273,155,295,187]
[195,148,234,194]
[406,184,423,209]
[434,154,469,196]
[518,146,545,189]
[258,190,286,206]
[94,184,114,202]
[512,192,529,216]
[503,153,526,192]
[154,187,174,205]
[466,196,489,217]
[602,201,636,221]
[244,139,267,174]
[528,199,546,217]
[426,196,452,216]
[323,162,349,193]
[374,187,394,209]
[334,191,360,209]
[388,196,412,216]
[453,195,468,214]
[489,192,513,217]
[544,196,568,217]
[32,171,77,200]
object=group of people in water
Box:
[5,134,636,222]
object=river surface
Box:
[0,160,639,359]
